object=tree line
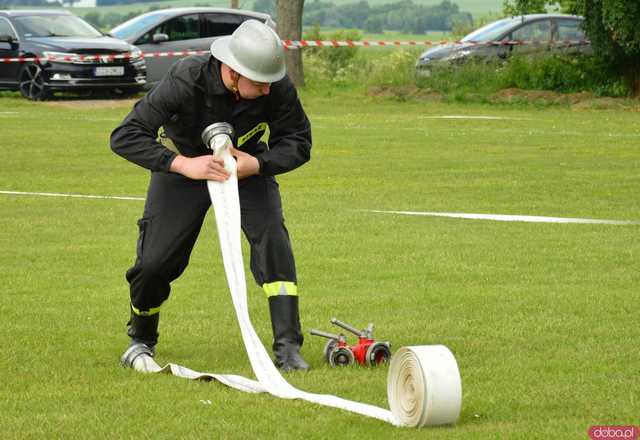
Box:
[0,0,472,35]
[254,0,473,34]
[1,0,472,35]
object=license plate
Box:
[94,66,124,77]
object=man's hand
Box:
[170,154,230,181]
[230,147,260,179]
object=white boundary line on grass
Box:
[3,191,636,225]
[365,209,638,225]
[418,115,531,120]
[0,190,144,201]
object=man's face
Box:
[237,76,271,100]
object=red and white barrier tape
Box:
[0,51,206,64]
[0,39,589,63]
[282,38,588,49]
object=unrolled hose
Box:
[127,125,463,428]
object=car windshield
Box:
[461,17,519,42]
[13,14,102,38]
[110,12,169,40]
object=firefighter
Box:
[111,20,311,372]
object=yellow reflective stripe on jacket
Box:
[237,122,269,147]
[130,303,161,316]
[263,281,298,297]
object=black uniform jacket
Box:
[110,55,312,176]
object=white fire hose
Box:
[129,123,462,428]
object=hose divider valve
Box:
[310,318,392,367]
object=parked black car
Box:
[110,7,274,87]
[416,14,591,76]
[0,10,146,100]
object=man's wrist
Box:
[169,154,186,174]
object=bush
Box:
[303,40,422,95]
[303,26,362,78]
[502,54,629,96]
[298,31,631,100]
[573,0,640,95]
[364,49,420,87]
[414,54,630,100]
[415,59,507,101]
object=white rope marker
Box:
[128,126,462,428]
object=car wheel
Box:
[19,64,51,101]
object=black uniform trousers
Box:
[126,171,297,313]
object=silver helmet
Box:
[210,19,286,83]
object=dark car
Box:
[0,10,146,100]
[416,14,591,76]
[110,7,274,87]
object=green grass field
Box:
[0,90,638,438]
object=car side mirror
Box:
[152,33,169,43]
[0,34,18,49]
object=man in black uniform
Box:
[111,20,311,372]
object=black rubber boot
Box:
[268,295,310,372]
[126,312,159,349]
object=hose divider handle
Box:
[330,318,365,337]
[310,329,342,340]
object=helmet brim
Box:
[210,36,286,84]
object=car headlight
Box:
[42,51,79,63]
[129,47,142,59]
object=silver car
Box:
[416,14,591,76]
[110,7,275,87]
